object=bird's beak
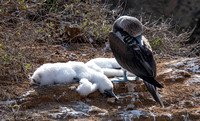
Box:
[32,79,40,85]
[104,89,119,101]
[135,34,143,47]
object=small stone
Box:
[164,76,185,83]
[183,100,194,107]
[82,54,87,56]
[125,95,132,99]
[179,70,191,78]
[189,112,200,120]
[126,104,135,110]
[88,106,108,115]
[107,97,116,104]
[69,86,76,90]
[134,84,146,92]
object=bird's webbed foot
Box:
[111,71,129,82]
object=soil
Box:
[0,43,200,121]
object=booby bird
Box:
[30,61,118,100]
[109,16,164,107]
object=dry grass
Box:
[140,15,195,56]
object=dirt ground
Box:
[0,43,200,121]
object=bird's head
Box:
[113,16,143,37]
[113,16,144,47]
[30,73,41,85]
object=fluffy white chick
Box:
[86,58,121,69]
[67,61,118,99]
[30,63,77,85]
[86,58,134,77]
[31,61,118,99]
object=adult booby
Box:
[109,16,164,107]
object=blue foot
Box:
[111,71,140,82]
[111,78,129,82]
[111,71,129,82]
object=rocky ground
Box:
[0,43,200,121]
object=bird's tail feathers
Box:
[143,81,164,107]
[142,76,163,88]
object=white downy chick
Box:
[30,63,76,85]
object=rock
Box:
[178,70,191,78]
[48,106,89,119]
[125,82,137,92]
[134,83,147,92]
[164,76,185,83]
[190,111,200,119]
[133,98,143,107]
[117,110,151,121]
[156,114,172,121]
[123,95,133,105]
[172,110,188,121]
[181,100,195,108]
[107,97,116,104]
[126,104,135,110]
[113,82,129,93]
[88,106,108,116]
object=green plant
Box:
[18,28,21,35]
[46,22,53,27]
[151,39,161,47]
[45,0,58,11]
[0,44,15,64]
[17,0,26,9]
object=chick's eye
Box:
[33,79,36,83]
[33,79,40,84]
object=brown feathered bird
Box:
[109,16,164,107]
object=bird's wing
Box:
[109,32,163,88]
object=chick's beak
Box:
[104,89,119,101]
[32,79,40,85]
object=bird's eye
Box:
[33,79,40,84]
